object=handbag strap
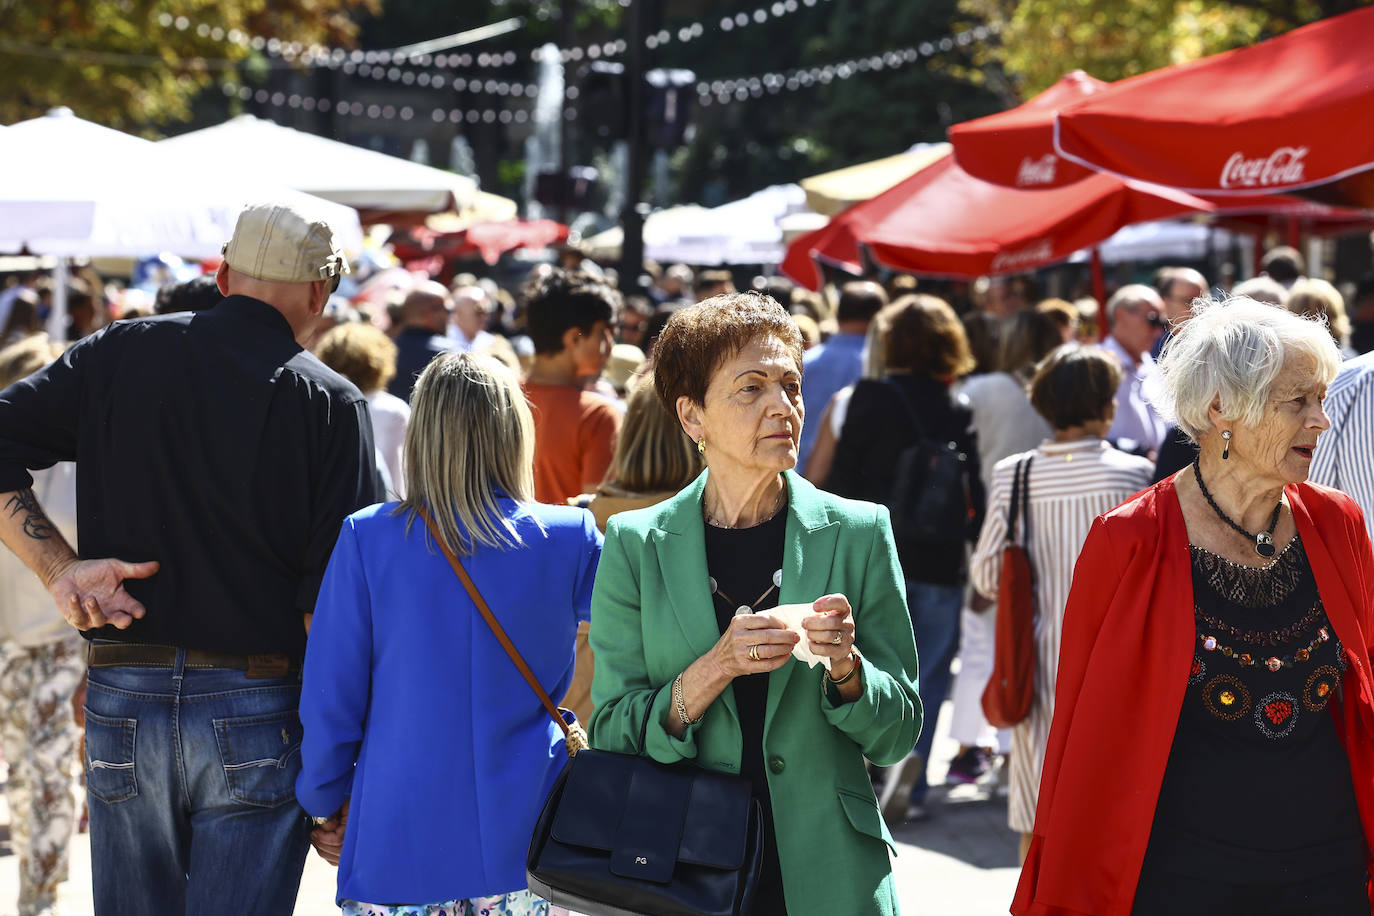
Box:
[1007,455,1033,546]
[417,505,587,755]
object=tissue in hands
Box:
[755,603,844,672]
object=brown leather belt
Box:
[86,643,300,679]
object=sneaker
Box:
[945,746,991,786]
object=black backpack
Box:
[883,378,973,544]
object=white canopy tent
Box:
[1067,219,1238,264]
[158,115,483,216]
[0,108,363,337]
[584,184,817,265]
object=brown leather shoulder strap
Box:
[416,505,573,744]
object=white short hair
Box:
[1105,284,1159,326]
[1155,296,1340,443]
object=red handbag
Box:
[982,455,1036,729]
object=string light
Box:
[696,23,998,106]
[220,81,533,124]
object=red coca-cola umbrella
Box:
[1050,6,1374,207]
[948,70,1110,190]
[780,151,1214,290]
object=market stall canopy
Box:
[0,108,362,257]
[1051,6,1374,208]
[780,151,1215,289]
[800,144,949,215]
[948,70,1110,189]
[391,219,569,270]
[158,115,498,220]
[584,184,814,265]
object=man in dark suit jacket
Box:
[388,280,455,402]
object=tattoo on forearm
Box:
[4,489,57,540]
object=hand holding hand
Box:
[46,557,159,630]
[712,612,799,682]
[310,798,350,866]
[803,593,856,679]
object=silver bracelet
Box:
[673,673,702,726]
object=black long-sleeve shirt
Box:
[0,296,382,658]
[826,372,984,586]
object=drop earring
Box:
[697,438,706,455]
[1221,429,1231,460]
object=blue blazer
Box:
[297,499,602,906]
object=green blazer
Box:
[588,470,921,916]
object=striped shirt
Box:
[1309,351,1374,543]
[969,438,1154,832]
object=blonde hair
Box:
[1286,278,1349,349]
[0,334,64,389]
[603,374,703,494]
[395,351,539,555]
[1156,296,1340,443]
[313,323,398,393]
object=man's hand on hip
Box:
[46,556,160,630]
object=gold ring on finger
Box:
[749,645,760,661]
[832,632,843,645]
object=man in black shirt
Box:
[387,280,455,403]
[0,201,382,915]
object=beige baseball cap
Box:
[221,202,350,285]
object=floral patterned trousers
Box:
[0,633,86,916]
[341,889,556,916]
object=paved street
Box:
[0,689,1020,915]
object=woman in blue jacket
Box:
[297,351,603,915]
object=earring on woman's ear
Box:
[1221,429,1232,460]
[697,438,706,455]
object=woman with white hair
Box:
[1014,297,1374,916]
[297,351,602,915]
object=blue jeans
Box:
[83,650,311,915]
[905,580,963,805]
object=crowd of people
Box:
[2,197,1374,916]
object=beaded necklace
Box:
[1192,460,1282,558]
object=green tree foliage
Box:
[652,0,1004,203]
[958,0,1371,97]
[0,0,379,130]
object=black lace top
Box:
[1143,536,1367,880]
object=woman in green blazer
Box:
[589,292,922,916]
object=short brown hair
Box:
[314,322,399,393]
[880,294,975,378]
[653,291,803,411]
[1001,308,1065,374]
[1035,297,1080,334]
[1029,344,1123,430]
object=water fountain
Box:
[524,43,564,220]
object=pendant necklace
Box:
[709,569,783,617]
[1192,460,1281,559]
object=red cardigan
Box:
[1012,478,1374,916]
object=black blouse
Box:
[1142,536,1366,881]
[704,509,789,914]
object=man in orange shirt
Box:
[522,269,621,504]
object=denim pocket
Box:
[213,709,303,807]
[84,709,138,804]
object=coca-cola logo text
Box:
[1219,147,1309,189]
[991,239,1054,272]
[1016,154,1057,186]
